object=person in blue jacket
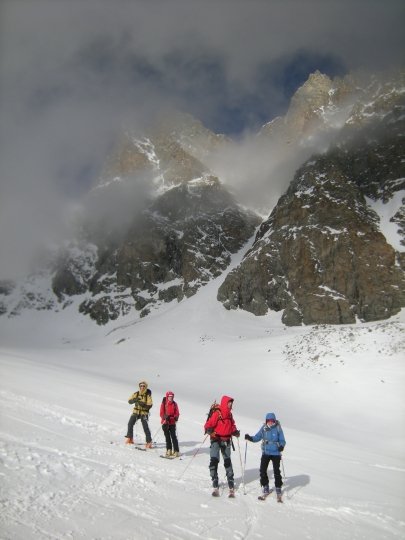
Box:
[245,412,286,497]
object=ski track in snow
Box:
[1,376,404,540]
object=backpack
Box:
[162,396,176,406]
[206,401,222,421]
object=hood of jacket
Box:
[138,381,148,394]
[166,391,174,399]
[265,412,276,422]
[220,395,234,418]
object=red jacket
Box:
[204,395,237,441]
[160,392,180,425]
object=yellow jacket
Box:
[128,381,153,416]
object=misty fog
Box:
[1,0,404,279]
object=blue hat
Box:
[265,413,276,421]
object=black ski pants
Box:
[260,454,283,489]
[162,423,179,452]
[126,414,152,443]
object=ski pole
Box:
[243,441,248,495]
[179,434,209,480]
[281,455,286,479]
[151,424,162,443]
[236,437,246,495]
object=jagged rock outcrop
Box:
[259,70,405,146]
[218,156,404,325]
[218,82,405,325]
[97,111,229,192]
[74,177,259,323]
[62,113,259,324]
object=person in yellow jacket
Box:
[125,381,153,448]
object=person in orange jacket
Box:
[160,391,180,457]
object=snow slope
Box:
[1,245,404,539]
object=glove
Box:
[244,434,253,442]
[232,430,240,437]
[205,428,214,434]
[174,417,179,422]
[279,446,284,452]
[163,414,169,420]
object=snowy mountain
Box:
[0,253,404,539]
[0,69,404,326]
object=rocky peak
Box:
[285,71,335,134]
[218,83,405,325]
[96,131,209,194]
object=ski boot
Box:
[124,437,134,445]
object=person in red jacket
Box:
[204,395,240,497]
[160,391,180,457]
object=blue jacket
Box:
[250,413,286,456]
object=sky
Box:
[0,0,404,278]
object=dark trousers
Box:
[209,440,234,489]
[260,454,283,489]
[126,414,152,443]
[162,423,179,452]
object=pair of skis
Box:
[136,447,182,459]
[122,442,182,459]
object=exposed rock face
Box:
[258,70,355,148]
[62,112,259,324]
[73,177,259,324]
[259,70,405,145]
[218,156,404,325]
[218,85,405,325]
[97,110,228,193]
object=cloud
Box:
[0,0,404,278]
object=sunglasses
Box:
[139,384,146,388]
